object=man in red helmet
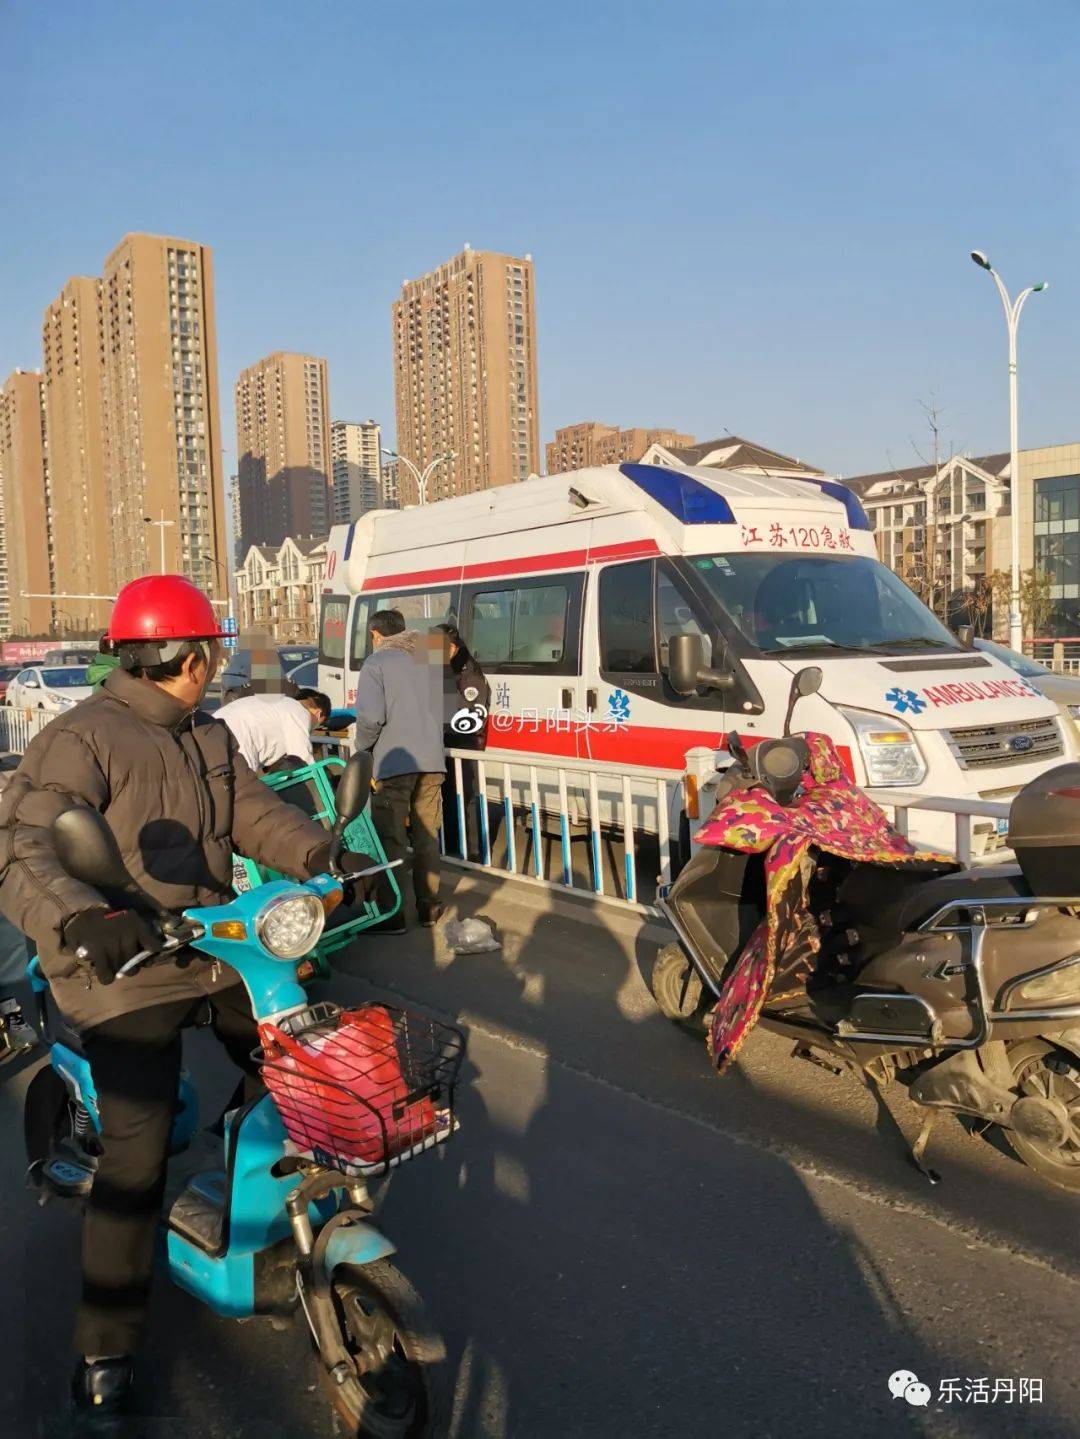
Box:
[0,574,377,1419]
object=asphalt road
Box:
[1,870,1077,1438]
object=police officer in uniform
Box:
[436,623,490,859]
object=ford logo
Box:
[1008,734,1035,754]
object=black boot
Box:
[72,1357,134,1419]
[417,901,445,928]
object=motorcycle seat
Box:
[836,863,1032,936]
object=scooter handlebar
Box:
[74,919,206,979]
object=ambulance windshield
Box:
[687,553,959,656]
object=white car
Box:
[6,665,92,714]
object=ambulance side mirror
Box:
[956,624,974,649]
[667,633,735,696]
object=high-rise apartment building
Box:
[392,246,539,503]
[100,234,227,599]
[228,474,244,568]
[41,277,112,631]
[330,420,382,523]
[545,422,696,474]
[236,352,331,547]
[381,458,400,510]
[0,371,53,635]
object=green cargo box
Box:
[231,756,401,978]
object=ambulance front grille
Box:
[945,716,1063,771]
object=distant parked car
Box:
[6,665,92,714]
[219,645,318,701]
[277,645,316,670]
[973,637,1080,732]
[285,658,317,689]
[0,665,22,704]
[42,649,95,665]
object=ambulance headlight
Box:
[839,706,927,787]
[254,893,326,959]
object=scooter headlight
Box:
[254,893,326,959]
[838,706,927,787]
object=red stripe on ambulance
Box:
[361,538,660,592]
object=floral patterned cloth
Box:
[695,733,955,1073]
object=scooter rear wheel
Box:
[1001,1040,1080,1193]
[321,1259,445,1438]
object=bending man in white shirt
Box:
[217,688,331,773]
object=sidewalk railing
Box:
[864,789,1011,867]
[0,713,1020,912]
[442,746,686,914]
[0,706,54,754]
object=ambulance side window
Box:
[461,573,583,676]
[319,596,349,666]
[599,561,654,672]
[599,561,725,710]
[657,570,713,669]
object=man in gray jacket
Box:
[354,609,446,929]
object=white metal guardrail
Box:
[0,714,1021,911]
[865,789,1011,868]
[0,706,54,754]
[443,746,686,914]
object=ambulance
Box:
[319,461,1075,862]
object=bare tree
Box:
[989,568,1054,650]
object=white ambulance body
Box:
[319,462,1075,860]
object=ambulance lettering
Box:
[921,678,1040,707]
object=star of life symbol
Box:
[606,689,631,726]
[885,686,926,716]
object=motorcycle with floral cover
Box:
[652,640,1080,1192]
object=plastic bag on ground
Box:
[444,917,500,954]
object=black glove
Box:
[64,907,161,986]
[307,843,380,900]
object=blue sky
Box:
[3,0,1078,479]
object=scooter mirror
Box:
[333,751,373,836]
[795,666,823,698]
[53,806,130,891]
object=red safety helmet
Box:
[108,575,227,645]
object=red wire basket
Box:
[258,1001,465,1175]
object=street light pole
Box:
[144,511,175,573]
[381,448,456,508]
[970,251,1048,652]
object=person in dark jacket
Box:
[435,622,490,859]
[0,575,376,1419]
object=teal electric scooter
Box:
[25,753,464,1437]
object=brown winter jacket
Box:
[0,668,331,1029]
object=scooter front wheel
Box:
[321,1259,446,1438]
[651,943,711,1031]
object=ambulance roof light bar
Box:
[619,463,736,526]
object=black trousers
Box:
[75,984,261,1357]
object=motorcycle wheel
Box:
[1000,1040,1080,1193]
[321,1260,445,1438]
[651,943,711,1031]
